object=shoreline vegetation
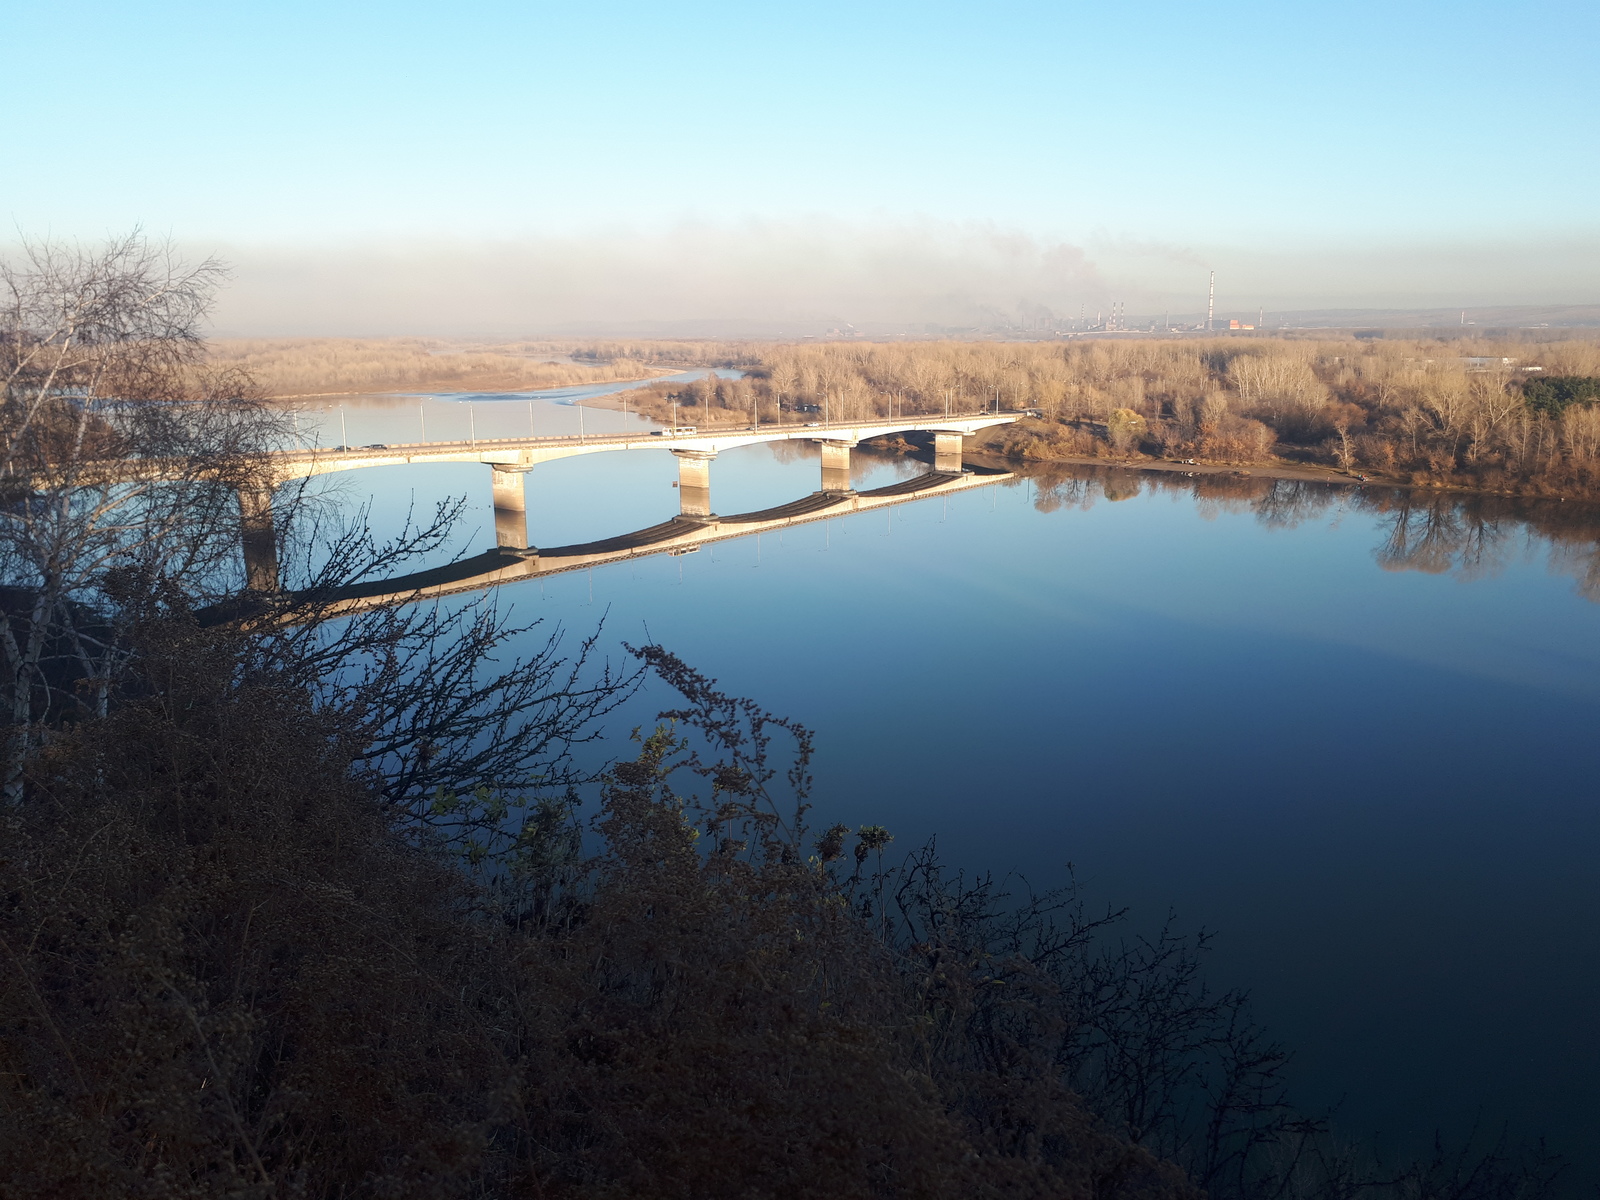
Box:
[236,333,1600,503]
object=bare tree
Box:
[234,498,643,845]
[0,232,286,799]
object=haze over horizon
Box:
[6,0,1597,334]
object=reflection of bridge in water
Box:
[306,464,1014,617]
[241,413,1020,592]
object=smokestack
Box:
[1207,271,1215,332]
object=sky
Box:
[4,0,1597,332]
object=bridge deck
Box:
[269,412,1021,481]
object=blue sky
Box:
[6,0,1597,328]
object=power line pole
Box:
[1207,271,1215,332]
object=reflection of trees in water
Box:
[1016,464,1148,512]
[853,443,927,484]
[1367,495,1500,578]
[1548,539,1600,601]
[1101,475,1141,503]
[1358,491,1600,594]
[1374,500,1468,575]
[1004,462,1600,602]
[1249,479,1336,530]
[763,439,820,465]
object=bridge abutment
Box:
[490,466,532,549]
[672,449,715,518]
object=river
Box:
[294,379,1600,1181]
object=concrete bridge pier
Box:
[819,439,857,493]
[491,466,531,548]
[672,449,715,518]
[238,484,279,591]
[933,431,967,474]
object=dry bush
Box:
[0,619,1199,1200]
[0,621,508,1199]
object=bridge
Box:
[240,412,1020,590]
[267,412,1016,483]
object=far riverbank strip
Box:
[263,366,681,402]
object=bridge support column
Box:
[491,466,531,549]
[933,431,967,474]
[819,439,856,493]
[238,484,279,592]
[672,450,715,518]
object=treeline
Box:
[621,370,778,426]
[642,338,1600,498]
[566,338,765,368]
[208,337,771,398]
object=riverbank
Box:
[262,367,677,400]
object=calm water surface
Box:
[299,385,1600,1178]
